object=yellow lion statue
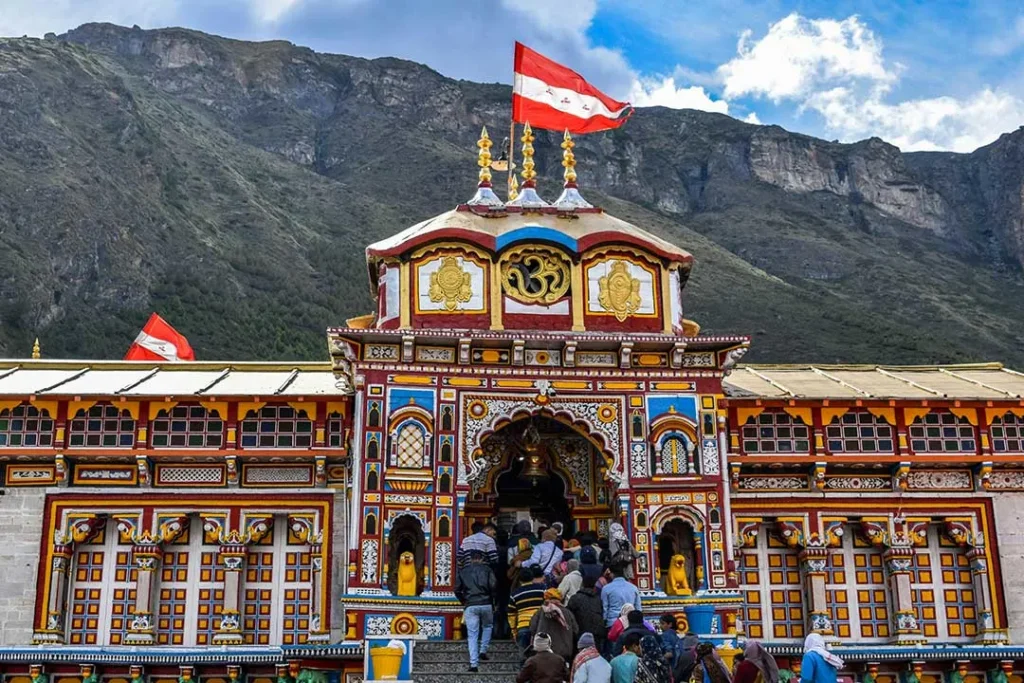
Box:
[665,554,692,596]
[396,551,418,596]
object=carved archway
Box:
[459,393,626,486]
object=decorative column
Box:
[863,518,924,644]
[289,515,329,643]
[213,542,247,644]
[33,516,105,644]
[124,544,161,644]
[778,519,833,638]
[943,519,1009,644]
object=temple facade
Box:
[0,128,1023,682]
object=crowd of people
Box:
[454,519,846,683]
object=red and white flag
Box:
[513,42,632,134]
[124,313,195,362]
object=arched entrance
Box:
[465,416,617,536]
[658,519,698,593]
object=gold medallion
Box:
[428,256,473,311]
[598,260,642,322]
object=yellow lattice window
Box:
[394,423,427,469]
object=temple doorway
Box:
[466,415,616,537]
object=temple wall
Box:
[992,493,1024,644]
[0,489,46,646]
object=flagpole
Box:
[508,84,516,200]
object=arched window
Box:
[0,404,54,447]
[440,440,453,462]
[909,411,976,454]
[438,517,451,537]
[69,404,135,448]
[826,411,893,454]
[631,414,644,440]
[439,472,452,493]
[366,468,379,491]
[991,413,1022,453]
[366,435,380,460]
[151,405,224,448]
[367,403,382,428]
[658,434,694,475]
[441,406,454,432]
[392,422,428,469]
[741,410,810,454]
[709,507,721,526]
[364,514,377,535]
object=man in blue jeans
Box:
[455,550,497,672]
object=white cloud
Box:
[629,77,729,114]
[719,13,895,101]
[718,12,1024,152]
[743,111,761,124]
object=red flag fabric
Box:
[513,42,632,134]
[124,313,195,362]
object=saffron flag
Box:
[124,313,195,362]
[513,41,632,134]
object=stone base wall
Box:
[993,493,1024,643]
[0,489,46,645]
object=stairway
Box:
[412,639,520,682]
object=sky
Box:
[2,0,1023,152]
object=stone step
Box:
[414,649,521,663]
[410,673,517,683]
[415,640,519,654]
[414,658,520,673]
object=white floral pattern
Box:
[701,439,720,475]
[906,470,972,490]
[987,470,1024,490]
[364,615,392,636]
[737,476,807,490]
[824,476,891,490]
[434,542,452,585]
[361,540,379,584]
[630,442,649,479]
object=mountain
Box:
[0,23,1023,364]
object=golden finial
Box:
[561,129,577,185]
[466,125,504,207]
[31,338,40,360]
[477,127,493,185]
[552,128,593,210]
[520,122,537,185]
[509,174,520,201]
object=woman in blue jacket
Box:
[799,633,844,683]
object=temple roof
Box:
[0,360,1021,401]
[723,363,1024,400]
[0,361,339,397]
[365,207,694,264]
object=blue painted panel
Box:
[647,395,699,422]
[495,226,578,253]
[388,388,435,413]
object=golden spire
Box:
[509,173,520,201]
[520,122,537,185]
[31,338,40,360]
[561,129,577,185]
[465,125,504,208]
[477,127,493,185]
[553,128,593,210]
[505,121,548,208]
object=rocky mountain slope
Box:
[0,23,1022,364]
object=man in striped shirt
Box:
[508,565,547,661]
[458,522,499,568]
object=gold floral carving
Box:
[428,256,473,311]
[500,247,571,305]
[598,260,642,322]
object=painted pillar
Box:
[799,542,833,637]
[123,544,161,644]
[308,540,330,642]
[212,543,247,644]
[882,544,923,644]
[35,545,73,643]
[967,541,1007,644]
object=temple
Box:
[0,126,1023,683]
